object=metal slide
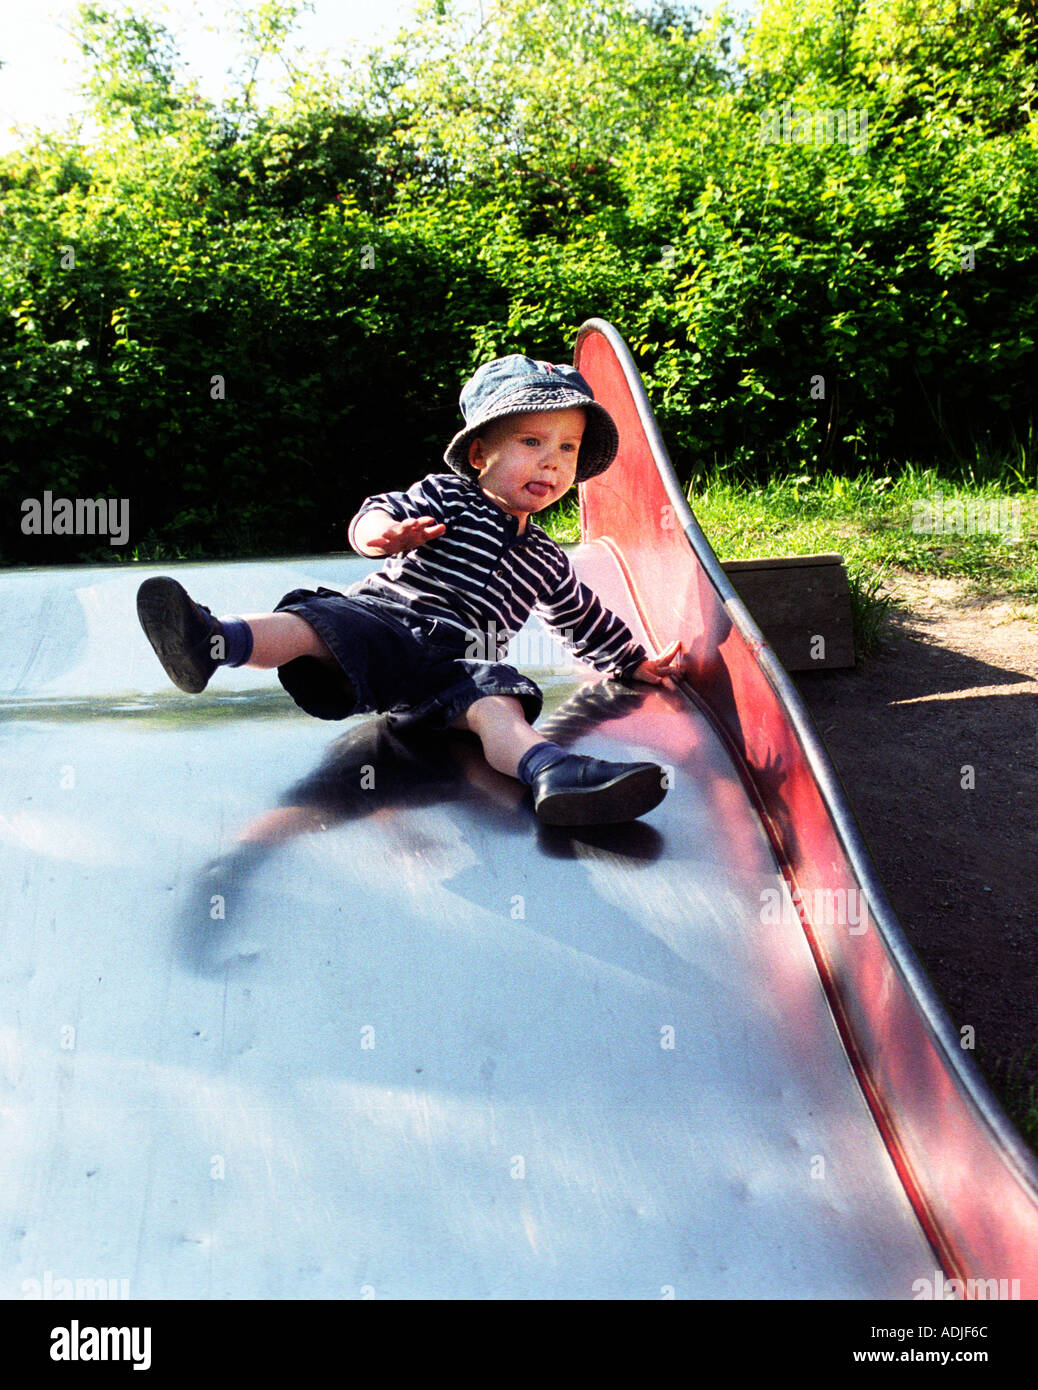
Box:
[1,322,1034,1300]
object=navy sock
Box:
[217,616,254,668]
[517,741,570,786]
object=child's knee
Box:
[452,694,524,730]
[282,613,333,662]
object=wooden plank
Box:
[722,553,845,572]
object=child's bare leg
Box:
[453,692,668,825]
[451,695,546,779]
[239,612,334,668]
[138,577,336,693]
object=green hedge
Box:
[2,0,1035,562]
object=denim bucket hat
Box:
[444,355,620,483]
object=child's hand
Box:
[361,515,447,556]
[632,639,684,689]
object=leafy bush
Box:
[2,0,1035,562]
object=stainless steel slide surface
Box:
[1,557,938,1299]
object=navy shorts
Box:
[273,587,543,730]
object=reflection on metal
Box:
[576,317,1038,1299]
[1,558,937,1298]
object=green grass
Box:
[689,464,1037,655]
[685,463,1036,606]
[990,1048,1038,1153]
[539,495,582,546]
[541,462,1037,655]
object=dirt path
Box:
[791,570,1038,1149]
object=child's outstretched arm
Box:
[351,509,446,557]
[348,475,457,557]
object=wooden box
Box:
[720,554,855,670]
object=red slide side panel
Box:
[575,320,1038,1300]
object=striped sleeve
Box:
[534,549,648,682]
[348,475,455,553]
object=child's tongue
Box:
[526,480,551,498]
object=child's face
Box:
[467,407,585,523]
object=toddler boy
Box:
[137,355,682,824]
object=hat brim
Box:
[444,386,619,484]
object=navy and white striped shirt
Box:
[347,473,648,680]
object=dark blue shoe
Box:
[137,576,221,693]
[531,754,667,826]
